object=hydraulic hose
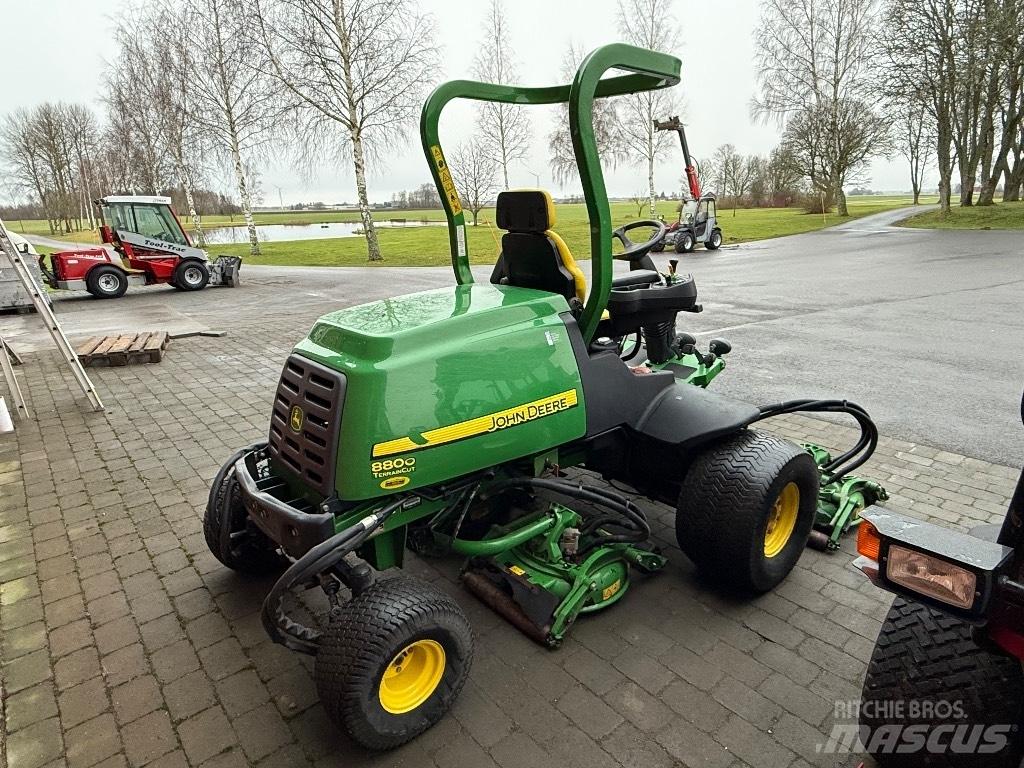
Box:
[261,496,407,654]
[751,399,878,482]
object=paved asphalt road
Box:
[27,206,1024,465]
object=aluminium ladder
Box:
[0,220,104,415]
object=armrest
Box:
[611,270,661,289]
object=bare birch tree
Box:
[250,0,439,261]
[472,0,531,190]
[182,0,280,255]
[1,109,55,231]
[154,1,210,244]
[63,105,101,229]
[979,0,1024,205]
[898,96,934,205]
[629,192,647,217]
[882,0,957,213]
[883,0,1024,211]
[449,140,499,226]
[105,64,168,195]
[548,43,626,187]
[0,103,106,233]
[112,1,208,245]
[753,0,884,215]
[616,0,680,216]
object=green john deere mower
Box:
[204,43,886,750]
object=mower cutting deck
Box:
[203,43,886,751]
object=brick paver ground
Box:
[2,287,1018,768]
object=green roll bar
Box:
[420,43,681,343]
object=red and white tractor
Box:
[37,196,241,299]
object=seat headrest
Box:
[496,190,557,232]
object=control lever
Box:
[708,338,731,356]
[673,332,696,356]
[674,333,732,367]
[668,259,678,276]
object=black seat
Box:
[490,190,586,304]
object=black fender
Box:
[634,383,758,452]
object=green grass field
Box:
[15,195,936,267]
[900,200,1024,230]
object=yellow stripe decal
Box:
[372,389,579,458]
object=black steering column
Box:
[611,219,667,271]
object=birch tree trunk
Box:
[179,164,206,247]
[500,128,510,190]
[229,133,259,255]
[647,151,656,217]
[350,127,381,261]
[335,0,381,261]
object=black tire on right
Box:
[316,576,474,750]
[173,259,210,291]
[86,265,128,299]
[860,597,1024,768]
[675,430,818,592]
[705,229,723,250]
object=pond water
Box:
[203,219,445,244]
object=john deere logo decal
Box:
[379,476,411,490]
[289,405,304,433]
[372,389,579,458]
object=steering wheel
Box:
[611,219,667,262]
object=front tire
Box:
[705,229,723,250]
[675,231,695,253]
[86,265,128,299]
[316,577,473,750]
[173,260,210,291]
[860,597,1024,768]
[675,430,818,592]
[203,456,284,574]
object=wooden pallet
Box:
[76,332,170,367]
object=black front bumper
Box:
[233,448,335,558]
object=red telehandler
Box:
[38,196,241,299]
[651,117,723,254]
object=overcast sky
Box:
[1,0,916,206]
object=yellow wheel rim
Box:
[378,639,446,715]
[764,482,800,558]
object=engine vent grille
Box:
[268,354,345,496]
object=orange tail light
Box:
[857,520,881,561]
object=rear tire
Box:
[860,597,1024,768]
[316,577,473,750]
[173,260,210,291]
[86,265,128,299]
[203,456,284,574]
[705,229,723,250]
[675,430,818,592]
[675,231,695,253]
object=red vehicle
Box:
[38,196,240,299]
[651,117,723,254]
